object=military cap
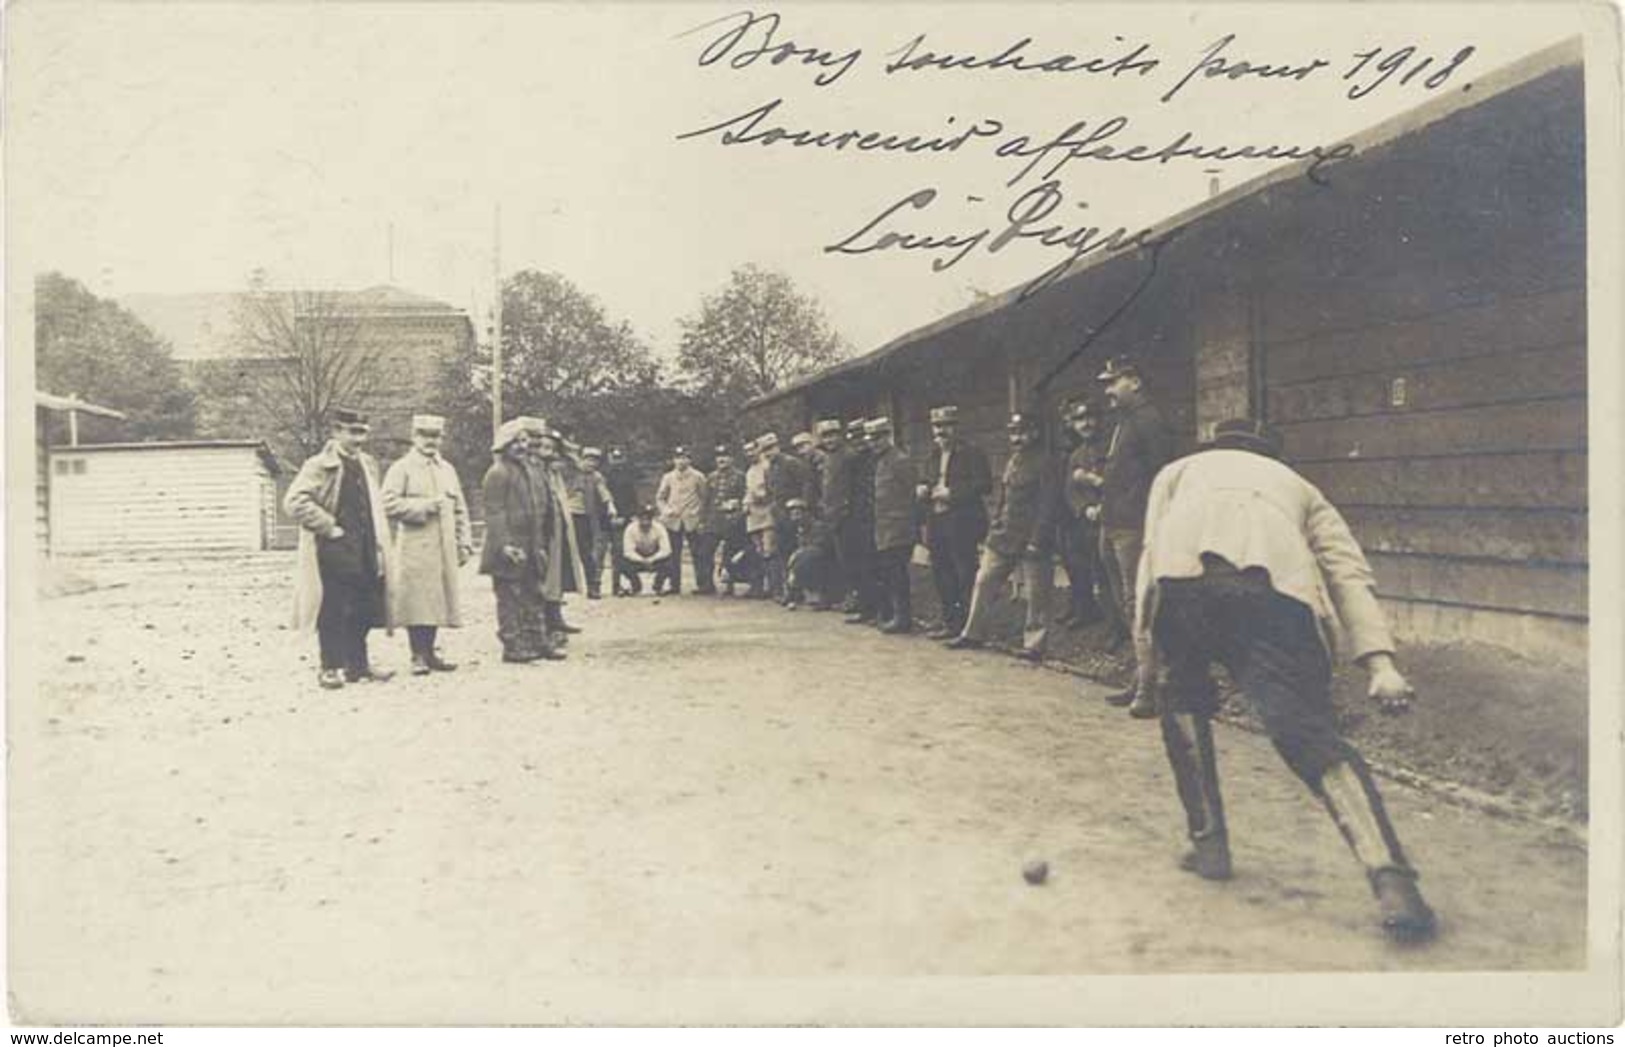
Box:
[332,407,370,430]
[714,444,732,458]
[742,438,759,455]
[815,419,843,437]
[672,445,691,458]
[1096,355,1144,383]
[582,446,603,460]
[636,503,657,518]
[844,419,866,439]
[491,418,527,453]
[758,432,781,450]
[863,417,893,436]
[517,415,547,434]
[785,497,809,511]
[1068,401,1096,422]
[1007,412,1038,431]
[411,414,447,433]
[929,405,960,425]
[791,431,815,450]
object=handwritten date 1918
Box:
[1344,45,1476,100]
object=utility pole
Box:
[492,204,504,439]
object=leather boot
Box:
[1371,867,1438,942]
[1178,832,1233,881]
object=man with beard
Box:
[944,411,1061,662]
[922,405,993,640]
[1095,355,1173,718]
[286,408,395,689]
[866,417,920,635]
[382,414,473,675]
[521,418,587,645]
[1136,417,1436,942]
[479,420,564,662]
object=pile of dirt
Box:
[900,566,1587,827]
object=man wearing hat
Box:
[946,411,1061,660]
[522,419,588,645]
[602,447,641,596]
[866,417,920,634]
[1095,355,1173,715]
[1135,417,1436,942]
[1058,401,1110,630]
[842,418,881,623]
[763,432,814,606]
[479,419,564,663]
[922,404,993,640]
[744,437,776,599]
[812,418,855,611]
[784,497,837,606]
[570,446,619,600]
[286,408,395,689]
[381,414,473,675]
[790,431,824,508]
[705,444,748,594]
[656,446,711,595]
[619,504,674,595]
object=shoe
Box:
[844,615,876,626]
[1016,647,1043,663]
[555,622,583,635]
[1178,834,1233,881]
[411,656,432,677]
[534,645,568,661]
[347,667,395,683]
[783,601,800,611]
[1103,687,1135,708]
[587,591,602,601]
[318,669,346,690]
[943,635,983,650]
[1128,690,1160,719]
[878,618,913,635]
[925,625,956,640]
[502,650,538,664]
[425,653,457,672]
[1372,868,1437,943]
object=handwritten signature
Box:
[824,181,1157,299]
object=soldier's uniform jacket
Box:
[848,449,877,539]
[745,459,774,534]
[1102,400,1173,531]
[479,453,550,583]
[704,464,748,533]
[767,452,814,526]
[985,445,1063,559]
[871,444,920,552]
[602,463,641,522]
[1065,440,1108,520]
[925,439,994,527]
[657,466,709,532]
[818,444,856,523]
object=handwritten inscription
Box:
[676,10,1477,292]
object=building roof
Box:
[35,391,127,419]
[122,285,471,361]
[52,439,282,474]
[747,37,1584,411]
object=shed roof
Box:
[747,37,1584,411]
[52,439,282,475]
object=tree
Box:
[675,265,850,417]
[193,277,386,464]
[436,270,679,496]
[34,272,197,441]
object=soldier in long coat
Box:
[382,414,473,675]
[522,419,588,642]
[922,404,993,639]
[286,408,395,689]
[866,417,920,634]
[841,419,880,623]
[479,420,565,662]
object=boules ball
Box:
[1022,860,1049,886]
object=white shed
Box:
[47,441,281,555]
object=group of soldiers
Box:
[285,352,1438,944]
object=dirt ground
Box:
[10,554,1588,1024]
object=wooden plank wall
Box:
[49,447,267,554]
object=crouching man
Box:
[620,505,674,595]
[1136,417,1436,942]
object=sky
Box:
[7,2,1593,362]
